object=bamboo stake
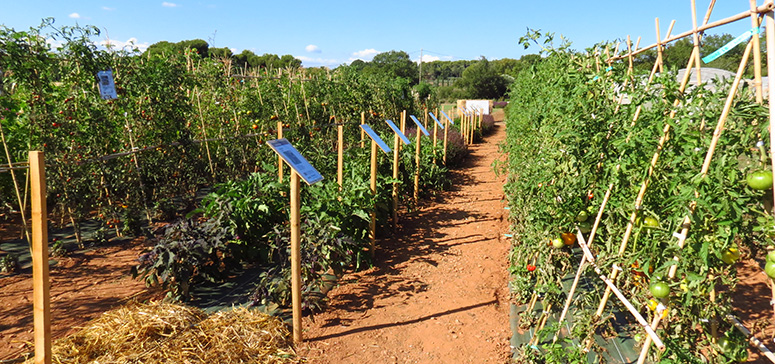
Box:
[764,0,775,338]
[278,121,284,182]
[195,90,216,180]
[392,112,404,229]
[692,0,702,85]
[369,139,378,256]
[337,123,343,191]
[727,314,775,363]
[0,121,30,244]
[608,2,773,62]
[290,171,302,344]
[639,38,755,364]
[752,0,764,103]
[443,112,449,166]
[361,111,366,148]
[414,123,421,203]
[30,151,51,364]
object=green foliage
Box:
[456,56,509,99]
[505,29,769,362]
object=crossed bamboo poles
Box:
[525,0,775,361]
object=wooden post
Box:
[370,139,378,255]
[414,125,421,203]
[655,18,664,74]
[360,111,366,148]
[432,110,438,165]
[752,0,764,103]
[290,171,302,344]
[691,0,703,86]
[278,121,284,182]
[30,151,51,364]
[337,123,344,191]
[443,114,449,166]
[393,112,404,229]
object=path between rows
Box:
[299,120,512,363]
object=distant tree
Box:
[177,39,209,56]
[369,50,418,84]
[280,54,302,69]
[349,59,367,72]
[456,56,508,99]
[145,41,177,55]
[414,82,433,103]
[209,47,233,59]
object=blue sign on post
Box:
[440,110,455,125]
[429,112,445,130]
[267,138,323,184]
[385,120,411,145]
[359,124,392,153]
[409,115,430,136]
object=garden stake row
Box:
[574,228,666,351]
[592,17,682,322]
[638,21,758,364]
[727,314,775,362]
[553,38,645,344]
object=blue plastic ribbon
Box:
[702,25,765,64]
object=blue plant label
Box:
[266,138,323,184]
[440,110,455,125]
[359,124,392,154]
[97,70,118,100]
[702,25,764,64]
[429,112,444,130]
[385,119,411,145]
[409,115,430,136]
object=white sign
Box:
[465,100,490,115]
[360,124,392,153]
[385,119,411,145]
[440,110,455,125]
[409,115,430,136]
[428,112,444,129]
[267,139,323,184]
[97,70,118,100]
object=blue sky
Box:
[0,0,761,68]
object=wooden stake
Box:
[370,139,378,256]
[30,151,51,364]
[361,111,366,148]
[414,124,421,203]
[691,0,703,85]
[195,90,216,180]
[337,123,344,191]
[443,112,449,166]
[278,121,284,182]
[290,171,302,344]
[0,121,30,244]
[392,112,404,229]
[752,0,764,103]
[763,0,775,340]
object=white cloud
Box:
[305,44,321,53]
[101,6,115,11]
[69,12,82,19]
[229,47,237,53]
[297,55,341,68]
[100,37,150,52]
[162,2,179,7]
[349,48,379,62]
[419,54,440,63]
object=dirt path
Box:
[299,120,512,363]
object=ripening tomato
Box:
[551,238,564,249]
[527,264,536,272]
[561,232,576,246]
[720,246,740,264]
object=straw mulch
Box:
[27,301,298,364]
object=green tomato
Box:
[746,170,773,190]
[649,281,670,299]
[767,250,775,263]
[765,261,775,279]
[642,216,659,228]
[552,238,564,249]
[717,337,733,353]
[720,247,740,264]
[576,210,589,222]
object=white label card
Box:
[359,124,392,153]
[97,70,118,100]
[428,112,444,130]
[385,119,411,145]
[266,138,323,184]
[440,110,455,125]
[409,115,430,136]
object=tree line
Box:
[146,32,757,103]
